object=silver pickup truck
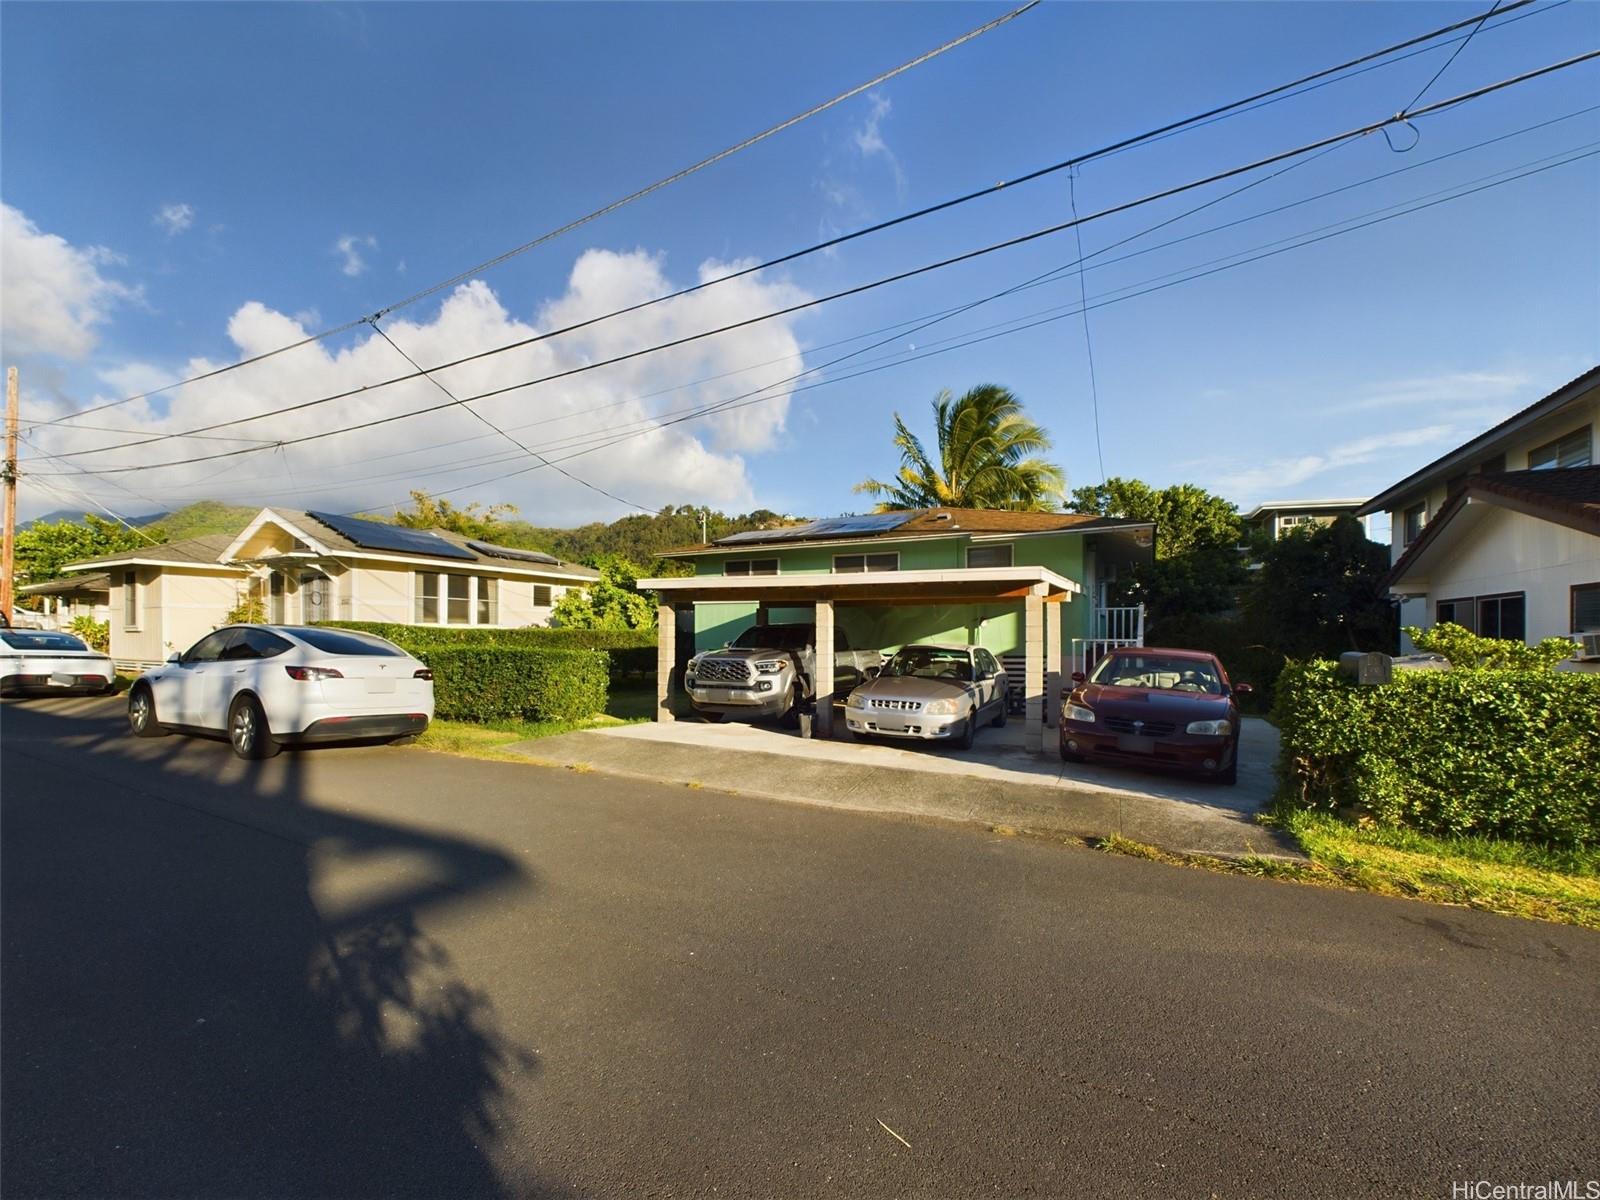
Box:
[685,622,882,724]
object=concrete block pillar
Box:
[1024,591,1045,752]
[814,599,835,738]
[656,602,677,723]
[755,604,769,627]
[1044,598,1062,754]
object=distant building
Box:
[1241,499,1374,541]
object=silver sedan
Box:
[844,642,1008,750]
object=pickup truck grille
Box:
[871,698,923,712]
[1104,716,1177,737]
[697,658,752,684]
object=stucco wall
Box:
[109,569,246,670]
[349,563,568,628]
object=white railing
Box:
[1070,605,1145,676]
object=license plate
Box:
[1118,734,1155,754]
[49,673,78,687]
[366,678,397,694]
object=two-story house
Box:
[1356,365,1600,655]
[640,507,1155,750]
[1241,499,1375,540]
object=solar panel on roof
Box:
[307,511,476,561]
[713,511,913,546]
[466,540,560,565]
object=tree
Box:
[855,384,1065,511]
[1406,622,1574,670]
[388,491,520,540]
[1067,477,1245,622]
[15,514,167,584]
[1244,515,1395,658]
[551,555,656,630]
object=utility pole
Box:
[1,367,16,620]
[701,508,708,544]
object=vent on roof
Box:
[465,540,560,565]
[307,511,476,561]
[932,512,952,521]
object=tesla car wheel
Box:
[229,695,280,761]
[128,684,167,738]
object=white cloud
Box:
[1336,370,1530,413]
[0,203,141,360]
[154,203,195,236]
[28,248,812,522]
[1211,424,1461,501]
[334,234,378,277]
[852,91,906,199]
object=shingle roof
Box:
[660,507,1154,554]
[64,534,241,570]
[19,572,111,596]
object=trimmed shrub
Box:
[417,645,609,723]
[317,622,655,681]
[1274,660,1600,849]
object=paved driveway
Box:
[517,716,1288,857]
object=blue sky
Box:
[2,1,1597,534]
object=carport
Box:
[639,566,1082,753]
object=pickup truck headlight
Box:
[1066,702,1095,723]
[923,698,962,716]
[754,659,785,674]
[1185,718,1232,736]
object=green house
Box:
[641,507,1153,750]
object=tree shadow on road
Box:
[1,698,559,1198]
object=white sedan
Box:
[127,625,434,759]
[0,629,115,695]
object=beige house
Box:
[1356,365,1599,659]
[64,508,598,672]
[1241,499,1374,540]
[17,571,113,631]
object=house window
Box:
[1528,427,1592,470]
[1477,593,1526,642]
[967,543,1014,569]
[446,575,471,625]
[724,558,778,577]
[833,552,899,573]
[269,571,287,623]
[122,570,138,629]
[1402,503,1427,545]
[1573,583,1600,632]
[415,572,439,624]
[532,584,553,607]
[477,577,499,625]
[1436,598,1476,633]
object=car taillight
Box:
[413,668,433,680]
[285,665,344,681]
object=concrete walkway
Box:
[510,716,1298,858]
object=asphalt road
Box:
[4,696,1597,1199]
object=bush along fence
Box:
[417,645,609,724]
[317,622,655,682]
[1273,660,1600,850]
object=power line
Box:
[365,318,661,514]
[44,2,1041,426]
[40,0,1545,429]
[1404,0,1503,114]
[1067,169,1107,483]
[38,49,1600,477]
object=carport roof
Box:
[639,564,1081,605]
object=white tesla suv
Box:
[127,625,434,759]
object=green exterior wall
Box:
[687,531,1093,655]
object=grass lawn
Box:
[412,684,655,761]
[1096,808,1600,930]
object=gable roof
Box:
[1384,466,1600,588]
[63,534,243,572]
[662,507,1154,555]
[1241,499,1366,521]
[1358,364,1600,516]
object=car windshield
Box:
[731,625,811,651]
[1,631,90,652]
[283,627,406,657]
[882,646,973,682]
[1090,653,1222,694]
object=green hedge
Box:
[318,621,655,680]
[1274,660,1600,849]
[416,645,609,723]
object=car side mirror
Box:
[1233,682,1254,696]
[865,665,881,679]
[1070,671,1086,684]
[167,651,181,664]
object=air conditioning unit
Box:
[1575,632,1600,662]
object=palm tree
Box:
[854,384,1065,512]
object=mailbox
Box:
[1338,650,1392,686]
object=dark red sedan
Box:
[1059,647,1251,784]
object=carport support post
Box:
[1044,598,1062,753]
[1024,590,1045,752]
[813,599,835,738]
[656,602,677,723]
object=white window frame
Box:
[121,569,140,631]
[832,551,900,573]
[413,571,508,627]
[966,543,1014,569]
[1401,503,1428,545]
[1527,426,1593,470]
